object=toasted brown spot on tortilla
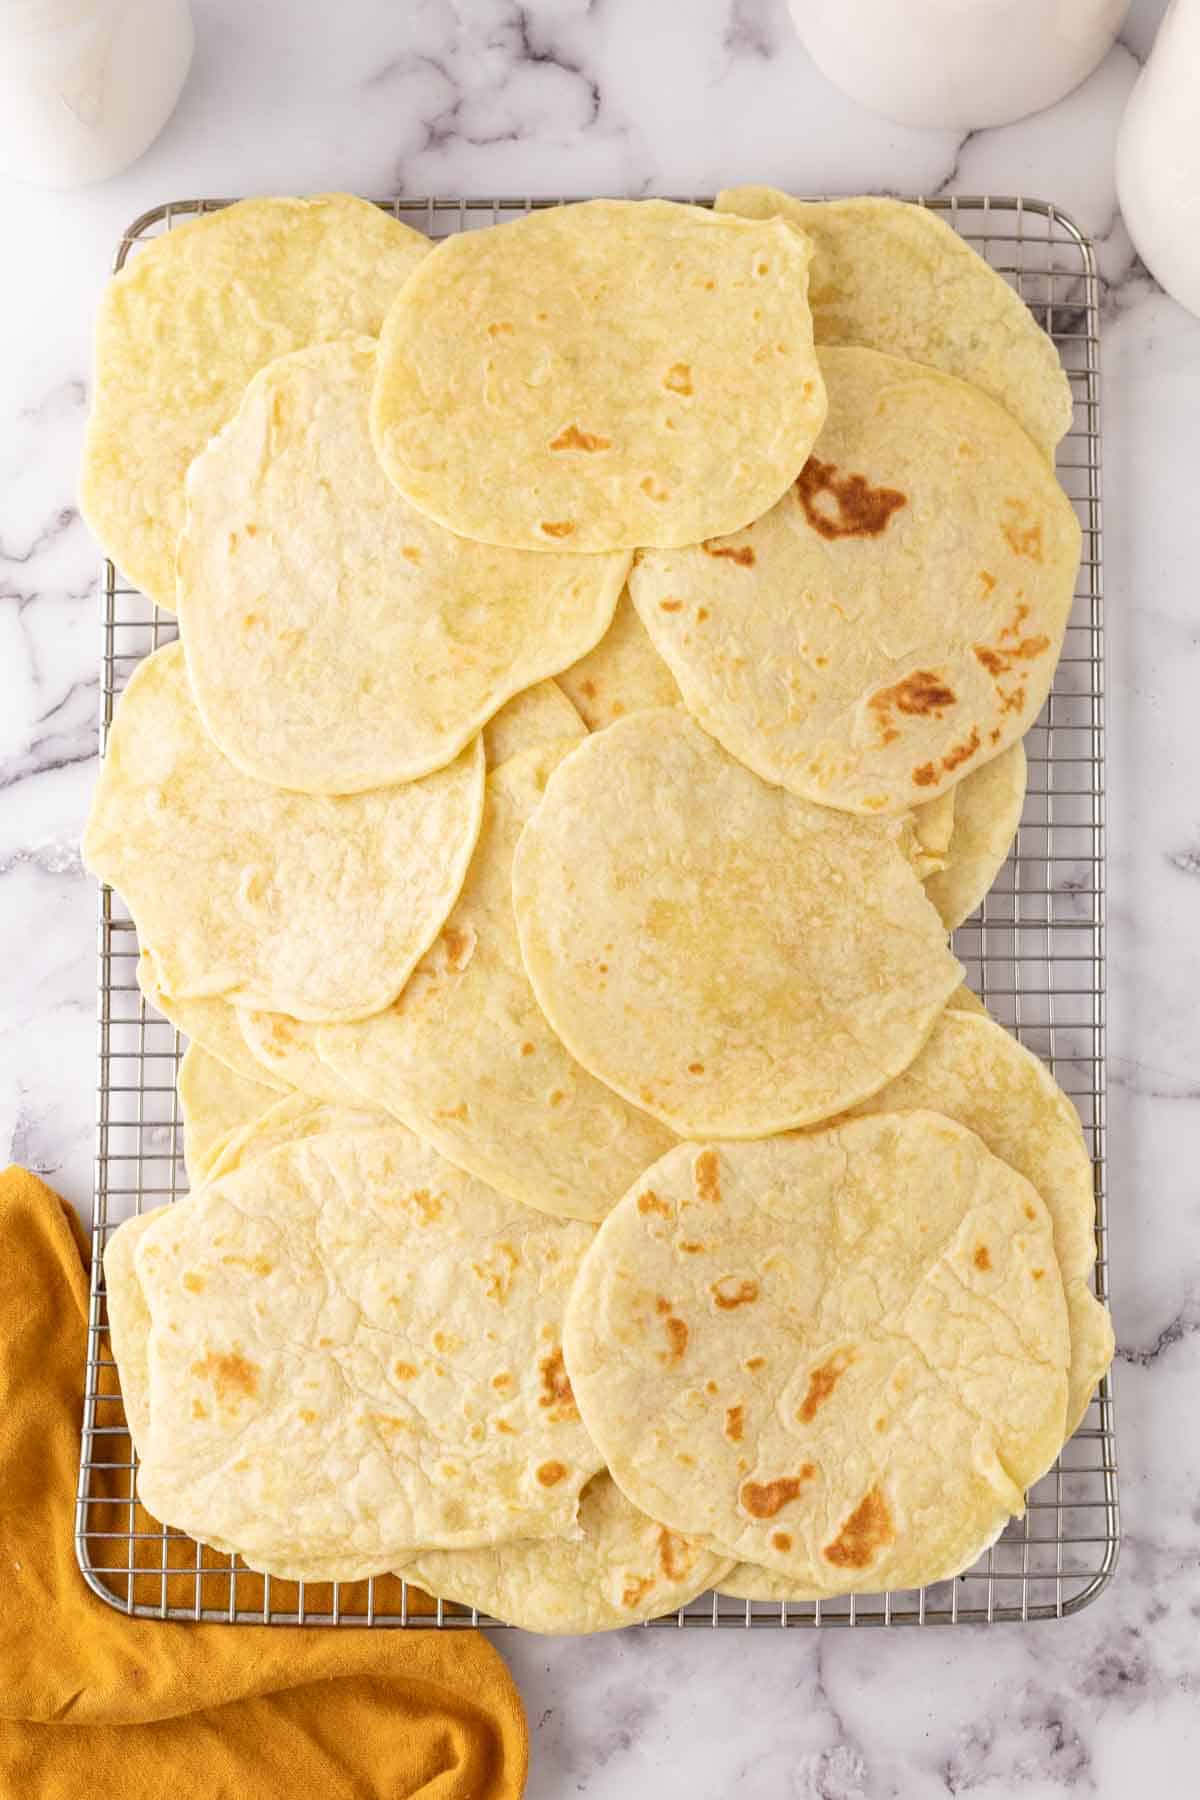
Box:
[441,925,474,970]
[912,762,939,787]
[771,1531,792,1552]
[641,475,670,501]
[702,541,756,567]
[725,1404,745,1442]
[394,1361,417,1380]
[1024,1204,1037,1221]
[491,1372,512,1391]
[679,1241,706,1254]
[697,606,709,621]
[872,669,957,723]
[797,1349,855,1423]
[659,1316,689,1363]
[663,362,693,395]
[436,1102,469,1122]
[540,520,575,538]
[190,1398,208,1420]
[979,569,997,593]
[520,1041,535,1057]
[687,1061,705,1074]
[741,1469,815,1519]
[659,599,683,613]
[974,1244,992,1272]
[638,1189,670,1217]
[694,1149,722,1205]
[220,1253,275,1276]
[538,1347,577,1419]
[657,1527,688,1579]
[705,1378,719,1395]
[487,321,514,337]
[975,645,1009,676]
[1001,502,1044,562]
[550,423,612,453]
[370,1412,410,1436]
[401,544,422,565]
[744,1355,766,1372]
[621,1574,655,1609]
[183,1273,205,1294]
[536,1459,568,1486]
[191,1350,259,1409]
[796,455,907,540]
[823,1486,895,1570]
[711,1276,759,1311]
[655,1296,673,1315]
[495,1418,516,1435]
[941,728,981,774]
[298,1407,318,1424]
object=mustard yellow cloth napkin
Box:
[0,1166,528,1798]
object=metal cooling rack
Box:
[77,194,1117,1628]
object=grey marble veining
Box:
[2,1,1197,1791]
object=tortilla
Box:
[714,188,1073,457]
[110,1128,602,1577]
[177,1043,282,1187]
[482,681,585,764]
[178,340,628,793]
[82,642,485,1021]
[371,199,826,551]
[137,951,288,1092]
[562,1115,1070,1594]
[511,709,961,1138]
[925,742,1027,928]
[318,743,676,1222]
[80,194,429,608]
[630,346,1080,816]
[395,1473,731,1634]
[557,590,682,729]
[843,1007,1113,1436]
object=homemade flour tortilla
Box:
[177,1044,282,1187]
[714,188,1073,457]
[235,1009,384,1109]
[178,341,627,793]
[113,1129,602,1577]
[557,590,682,729]
[319,743,676,1222]
[136,952,288,1092]
[482,681,585,764]
[395,1473,732,1634]
[563,1116,1070,1595]
[371,199,827,552]
[843,1007,1113,1437]
[925,742,1027,928]
[511,710,961,1138]
[103,1208,166,1448]
[631,346,1081,815]
[82,643,485,1021]
[81,194,429,608]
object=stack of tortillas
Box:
[82,189,1111,1632]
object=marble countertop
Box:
[2,0,1197,1791]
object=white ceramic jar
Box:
[0,0,193,189]
[1116,0,1200,320]
[788,0,1129,129]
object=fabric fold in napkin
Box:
[0,1165,528,1799]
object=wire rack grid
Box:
[77,193,1117,1629]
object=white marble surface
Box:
[2,0,1197,1792]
